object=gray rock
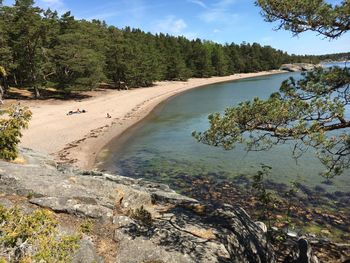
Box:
[213,206,274,262]
[284,238,319,263]
[280,63,321,72]
[287,231,299,238]
[114,228,192,263]
[0,197,14,208]
[30,197,113,219]
[113,215,135,228]
[0,148,275,263]
[255,221,268,233]
[73,238,103,263]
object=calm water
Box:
[99,70,350,193]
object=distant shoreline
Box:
[321,60,350,63]
[19,70,286,169]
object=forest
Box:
[316,52,350,62]
[0,0,326,97]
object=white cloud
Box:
[79,1,167,28]
[153,16,188,35]
[215,0,236,8]
[151,15,198,39]
[200,10,238,23]
[40,0,62,4]
[187,0,207,9]
[199,0,238,24]
[37,0,66,13]
[182,31,199,40]
[85,11,120,21]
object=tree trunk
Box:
[13,74,18,86]
[34,86,40,99]
[3,77,8,92]
[0,85,4,104]
[0,77,7,104]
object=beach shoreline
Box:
[18,70,286,169]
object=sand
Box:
[19,70,285,169]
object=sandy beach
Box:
[19,70,285,169]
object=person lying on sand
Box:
[107,113,111,118]
[67,109,87,115]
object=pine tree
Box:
[8,0,47,98]
[105,27,127,88]
[191,39,213,78]
[0,105,32,160]
[52,13,106,91]
[0,0,341,95]
[0,66,7,103]
[211,44,229,76]
[195,0,350,178]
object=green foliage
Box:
[194,67,350,178]
[0,66,7,100]
[0,7,13,75]
[52,17,107,91]
[79,219,94,234]
[282,180,299,232]
[0,105,32,160]
[120,30,162,87]
[195,2,350,179]
[256,0,350,38]
[252,165,275,226]
[211,44,229,76]
[0,67,6,77]
[0,1,323,93]
[0,205,80,262]
[317,52,350,62]
[130,206,153,226]
[191,40,213,77]
[4,0,49,97]
[53,35,105,91]
[105,28,127,88]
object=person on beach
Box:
[67,109,87,115]
[107,113,111,118]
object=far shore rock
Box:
[280,63,322,72]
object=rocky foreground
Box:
[0,149,331,262]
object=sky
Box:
[3,0,350,55]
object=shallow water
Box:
[99,69,350,194]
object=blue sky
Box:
[4,0,350,55]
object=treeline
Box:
[317,52,350,62]
[0,0,320,97]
